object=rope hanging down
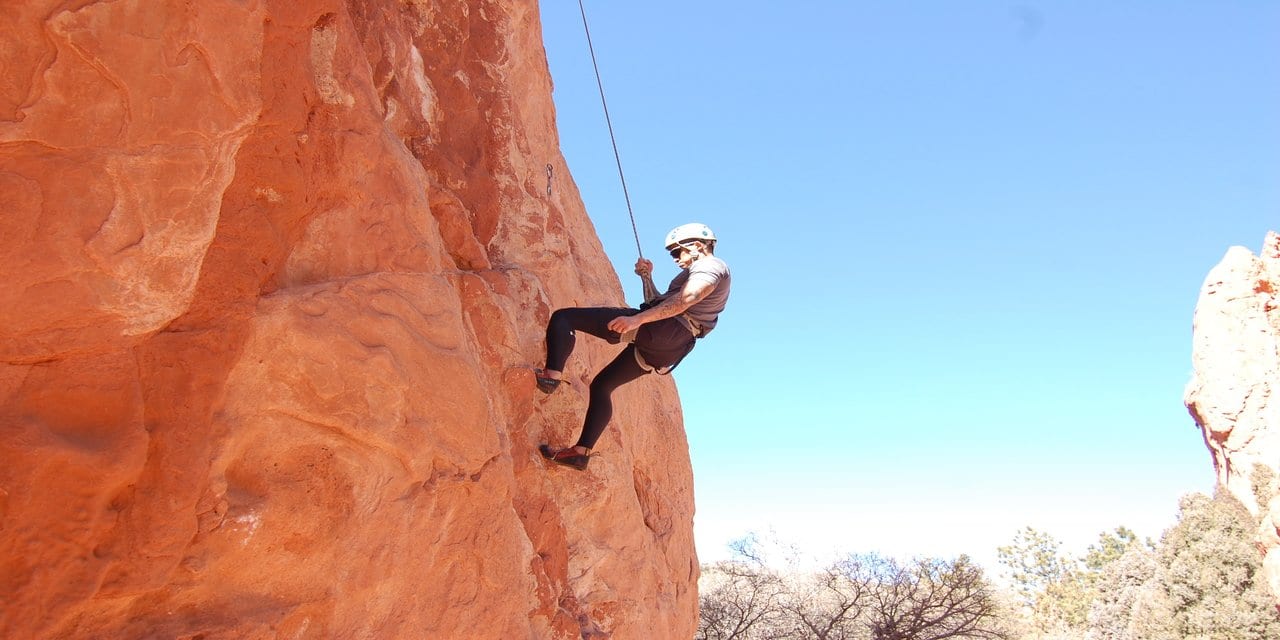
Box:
[577,0,644,259]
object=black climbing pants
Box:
[544,307,696,449]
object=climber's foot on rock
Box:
[539,444,589,471]
[535,369,563,394]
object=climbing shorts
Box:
[633,315,696,373]
[545,307,696,374]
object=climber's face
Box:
[669,242,701,269]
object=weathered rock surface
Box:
[0,1,698,638]
[1185,230,1280,597]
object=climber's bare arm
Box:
[635,258,660,303]
[607,279,712,335]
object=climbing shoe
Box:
[539,444,589,471]
[535,370,563,394]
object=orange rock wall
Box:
[1185,231,1280,598]
[0,1,698,638]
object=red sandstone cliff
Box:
[1185,231,1280,598]
[0,2,698,638]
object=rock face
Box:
[1185,231,1280,597]
[0,2,698,638]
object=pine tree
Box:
[1088,542,1157,639]
[1131,489,1280,640]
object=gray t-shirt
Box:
[659,254,731,335]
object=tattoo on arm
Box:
[641,274,660,303]
[640,281,712,321]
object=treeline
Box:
[698,487,1280,639]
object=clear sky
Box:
[537,1,1279,571]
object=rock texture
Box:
[1185,231,1280,597]
[0,2,698,638]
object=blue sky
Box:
[537,1,1279,570]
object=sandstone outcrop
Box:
[1185,231,1280,597]
[0,1,698,638]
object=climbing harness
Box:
[632,330,698,375]
[624,313,702,375]
[576,0,644,259]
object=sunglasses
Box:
[669,243,698,259]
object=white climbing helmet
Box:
[664,223,716,250]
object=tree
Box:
[1249,462,1276,512]
[1084,527,1144,572]
[996,527,1072,609]
[774,555,875,640]
[1130,489,1280,640]
[861,554,1009,640]
[997,525,1151,636]
[996,527,1090,631]
[698,537,788,640]
[1087,541,1158,640]
[699,542,1011,640]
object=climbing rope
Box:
[576,0,645,259]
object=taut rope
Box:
[576,0,644,259]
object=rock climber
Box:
[537,223,731,471]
